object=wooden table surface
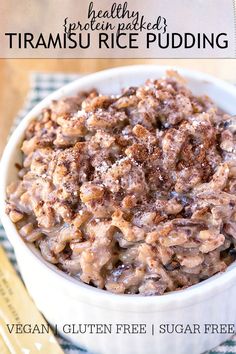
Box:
[0,59,236,155]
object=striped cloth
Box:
[1,72,236,354]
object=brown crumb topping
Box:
[6,71,236,295]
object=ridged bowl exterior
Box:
[16,246,236,354]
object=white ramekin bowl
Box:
[1,65,236,354]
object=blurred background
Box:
[0,58,236,155]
